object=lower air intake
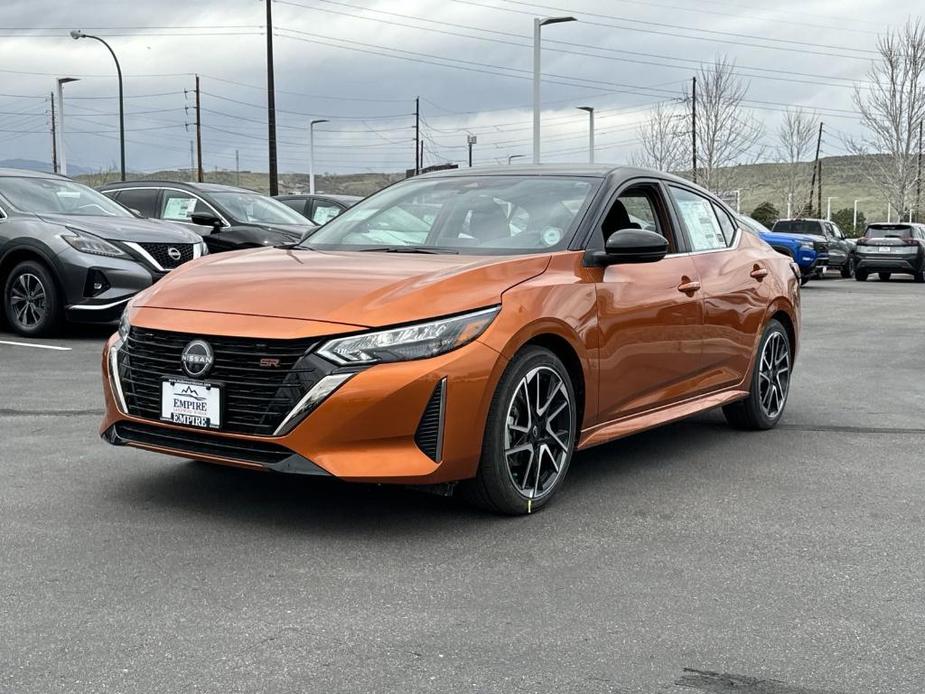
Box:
[414,378,446,462]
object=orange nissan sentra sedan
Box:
[101,166,800,514]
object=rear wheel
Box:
[914,270,925,283]
[878,272,892,281]
[799,273,811,286]
[723,320,791,431]
[855,270,868,282]
[840,257,855,278]
[460,346,577,515]
[2,260,62,337]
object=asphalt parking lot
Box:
[1,275,923,694]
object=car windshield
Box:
[772,220,823,234]
[0,176,132,217]
[865,225,912,239]
[301,175,600,254]
[210,191,310,225]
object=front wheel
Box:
[855,270,868,282]
[460,346,577,515]
[3,260,63,337]
[723,319,792,430]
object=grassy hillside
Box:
[76,154,913,229]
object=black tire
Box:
[855,270,868,282]
[878,272,891,281]
[840,258,854,278]
[460,346,578,515]
[799,273,811,287]
[723,319,792,431]
[914,270,925,283]
[2,260,63,337]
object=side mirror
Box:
[589,228,669,266]
[190,212,222,231]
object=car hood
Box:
[134,248,551,327]
[760,230,817,244]
[37,213,200,243]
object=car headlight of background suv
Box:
[62,227,129,258]
[317,306,500,365]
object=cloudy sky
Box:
[0,0,918,174]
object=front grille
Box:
[117,327,331,436]
[414,379,446,461]
[137,242,195,269]
[112,421,292,465]
[813,240,829,254]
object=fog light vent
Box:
[414,378,446,462]
[84,269,110,297]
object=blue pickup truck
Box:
[738,215,829,285]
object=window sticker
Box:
[677,198,725,250]
[163,197,196,220]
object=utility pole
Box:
[189,141,194,173]
[691,76,697,184]
[817,159,822,221]
[49,92,58,174]
[913,118,923,222]
[806,121,823,216]
[467,134,477,167]
[419,140,424,173]
[414,97,420,175]
[265,0,279,195]
[235,149,240,186]
[195,75,203,183]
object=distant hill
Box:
[0,158,95,175]
[73,154,910,227]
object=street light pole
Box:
[532,16,576,164]
[70,31,124,180]
[309,119,328,195]
[55,77,79,176]
[508,154,525,165]
[826,196,837,220]
[787,192,792,218]
[853,199,860,232]
[467,134,477,167]
[577,106,594,163]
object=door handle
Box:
[750,266,769,280]
[677,279,701,294]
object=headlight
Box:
[799,242,813,251]
[318,306,499,365]
[117,309,130,341]
[62,227,128,258]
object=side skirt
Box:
[577,388,749,451]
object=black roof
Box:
[276,193,362,203]
[417,163,700,188]
[98,180,254,194]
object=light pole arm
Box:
[82,34,125,181]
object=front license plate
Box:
[876,246,892,253]
[161,379,221,429]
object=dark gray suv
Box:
[0,169,206,337]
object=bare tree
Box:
[846,19,925,218]
[775,108,818,215]
[632,101,687,172]
[686,56,764,191]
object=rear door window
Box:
[278,198,309,216]
[112,188,159,218]
[668,186,727,251]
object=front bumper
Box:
[57,247,160,322]
[100,330,508,484]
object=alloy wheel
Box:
[9,272,47,329]
[504,366,573,500]
[758,332,790,419]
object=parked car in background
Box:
[0,168,205,336]
[738,215,827,285]
[854,223,925,282]
[275,193,361,225]
[771,218,856,277]
[101,165,800,515]
[99,181,315,253]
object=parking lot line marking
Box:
[0,340,72,351]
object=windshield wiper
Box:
[357,245,458,255]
